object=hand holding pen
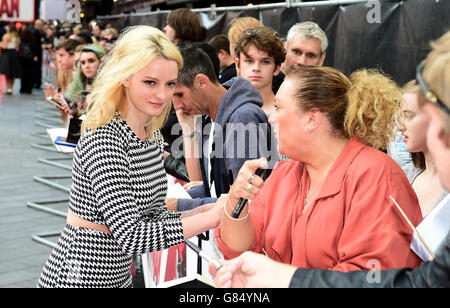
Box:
[225,158,268,220]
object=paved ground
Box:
[0,82,70,287]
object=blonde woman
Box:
[38,26,222,288]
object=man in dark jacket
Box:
[168,45,276,212]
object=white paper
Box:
[46,127,75,153]
[411,194,450,261]
[166,182,192,199]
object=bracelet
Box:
[223,195,250,221]
[183,132,195,139]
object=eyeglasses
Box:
[416,60,450,115]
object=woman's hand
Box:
[228,158,268,205]
[54,94,75,116]
[75,100,86,115]
[166,198,177,211]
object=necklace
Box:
[302,140,347,211]
[303,168,331,210]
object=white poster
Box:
[0,0,35,22]
[40,0,77,22]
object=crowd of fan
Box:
[4,8,447,288]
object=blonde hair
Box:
[345,69,401,150]
[227,17,263,46]
[289,66,400,150]
[423,30,450,133]
[82,26,183,139]
[56,69,73,93]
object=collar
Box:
[317,137,365,199]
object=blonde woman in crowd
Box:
[38,26,222,288]
[0,23,21,94]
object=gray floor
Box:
[0,83,69,287]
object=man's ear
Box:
[235,58,241,75]
[218,49,227,59]
[273,64,281,77]
[318,52,326,66]
[194,73,209,89]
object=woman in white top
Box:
[0,22,21,94]
[399,80,448,218]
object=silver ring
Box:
[247,183,252,193]
[248,172,255,183]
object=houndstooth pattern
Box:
[38,116,184,288]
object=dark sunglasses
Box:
[416,61,450,115]
[244,28,279,37]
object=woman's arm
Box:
[218,158,267,252]
[219,195,256,252]
[82,133,186,255]
[179,202,212,219]
[181,198,224,240]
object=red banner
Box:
[0,0,34,22]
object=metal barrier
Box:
[27,96,72,249]
[42,49,56,85]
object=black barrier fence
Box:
[98,0,450,85]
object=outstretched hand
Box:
[209,251,297,288]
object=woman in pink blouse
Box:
[215,66,422,271]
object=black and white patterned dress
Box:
[38,116,184,288]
